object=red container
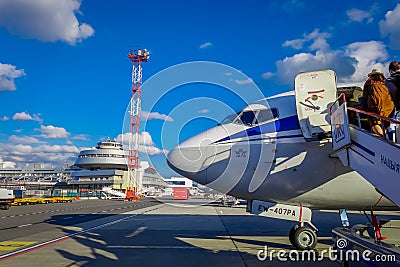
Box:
[173,187,188,200]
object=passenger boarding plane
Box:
[167,70,399,250]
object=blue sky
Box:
[0,0,399,177]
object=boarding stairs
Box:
[102,187,126,199]
[330,94,400,207]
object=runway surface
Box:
[0,198,159,242]
[0,198,398,266]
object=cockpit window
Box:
[256,108,279,123]
[221,108,279,126]
[221,113,239,125]
[236,111,257,126]
[235,108,279,126]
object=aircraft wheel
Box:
[289,225,299,246]
[292,226,317,250]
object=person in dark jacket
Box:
[385,61,400,111]
[363,69,395,136]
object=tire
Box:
[292,226,317,250]
[289,225,299,246]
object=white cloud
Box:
[1,116,9,121]
[264,29,392,84]
[0,143,80,167]
[273,50,356,83]
[33,144,80,153]
[71,134,90,141]
[8,135,44,144]
[13,112,31,121]
[379,4,400,50]
[0,63,25,91]
[37,125,70,139]
[235,78,253,85]
[261,72,275,80]
[0,0,94,45]
[197,109,209,114]
[140,111,173,122]
[116,132,155,147]
[343,41,389,82]
[12,111,42,123]
[347,8,373,23]
[200,42,213,49]
[282,39,305,50]
[282,29,331,51]
[32,114,42,123]
[116,132,168,156]
[141,146,168,156]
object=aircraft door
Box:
[294,70,337,139]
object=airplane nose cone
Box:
[167,125,236,186]
[167,143,208,185]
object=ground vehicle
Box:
[0,188,15,210]
[173,187,188,200]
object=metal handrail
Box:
[347,107,400,125]
[348,107,400,142]
[330,93,400,141]
[329,93,346,115]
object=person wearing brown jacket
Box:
[362,69,395,136]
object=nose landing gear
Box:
[289,225,318,250]
[248,200,319,250]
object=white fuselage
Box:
[167,92,396,210]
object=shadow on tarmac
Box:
[36,205,400,267]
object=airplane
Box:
[167,69,399,250]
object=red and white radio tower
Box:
[125,49,150,201]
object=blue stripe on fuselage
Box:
[215,115,300,143]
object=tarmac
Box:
[0,197,355,266]
[2,197,400,266]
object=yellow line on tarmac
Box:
[0,241,36,251]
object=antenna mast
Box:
[125,49,150,201]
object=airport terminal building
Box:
[70,138,168,195]
[0,139,168,196]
